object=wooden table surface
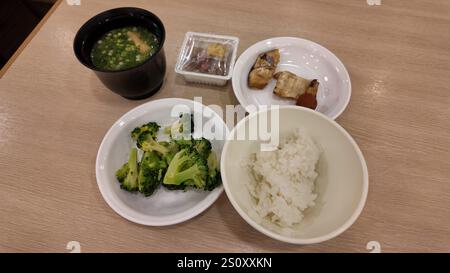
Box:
[0,0,449,253]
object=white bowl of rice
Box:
[220,106,368,244]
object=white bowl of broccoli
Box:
[96,98,227,226]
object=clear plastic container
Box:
[175,32,239,86]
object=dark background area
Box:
[0,0,55,70]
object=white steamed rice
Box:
[247,129,320,227]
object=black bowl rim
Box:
[73,7,166,73]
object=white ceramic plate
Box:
[232,37,351,120]
[96,98,228,226]
[221,106,368,244]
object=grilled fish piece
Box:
[273,71,310,99]
[248,49,280,89]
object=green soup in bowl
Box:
[91,26,159,71]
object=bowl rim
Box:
[231,37,352,120]
[95,98,226,226]
[220,105,369,244]
[73,7,166,73]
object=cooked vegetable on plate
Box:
[115,114,221,197]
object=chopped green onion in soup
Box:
[90,26,159,71]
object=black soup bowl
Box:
[74,7,166,99]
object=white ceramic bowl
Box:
[232,37,351,120]
[220,106,368,244]
[96,98,228,226]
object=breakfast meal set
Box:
[74,7,368,244]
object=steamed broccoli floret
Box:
[138,151,166,196]
[173,138,193,150]
[193,137,212,158]
[173,137,211,157]
[163,149,194,181]
[159,141,179,164]
[116,148,139,191]
[115,163,129,183]
[170,113,194,140]
[207,150,217,170]
[118,118,221,195]
[138,132,180,165]
[205,151,221,191]
[138,131,169,155]
[163,149,208,189]
[205,172,221,191]
[131,122,160,141]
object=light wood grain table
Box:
[0,0,449,253]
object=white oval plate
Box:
[232,37,351,120]
[96,98,228,226]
